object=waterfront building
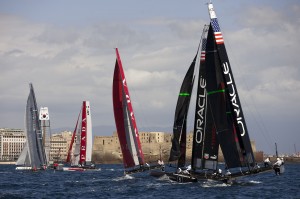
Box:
[0,128,25,161]
[49,131,72,162]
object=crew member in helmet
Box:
[273,158,282,175]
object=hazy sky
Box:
[1,0,299,155]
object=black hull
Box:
[125,164,163,175]
[149,170,197,183]
[149,170,166,178]
[191,166,273,183]
[166,173,198,183]
[150,166,273,184]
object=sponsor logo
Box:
[204,153,209,159]
[195,77,206,144]
[122,79,127,87]
[222,62,246,137]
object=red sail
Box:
[79,101,87,164]
[112,48,144,168]
[66,110,81,163]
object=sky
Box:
[0,0,299,155]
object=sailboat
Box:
[163,2,273,183]
[63,101,96,171]
[112,48,163,174]
[16,83,47,170]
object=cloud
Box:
[0,2,299,154]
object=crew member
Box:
[273,158,282,175]
[264,157,271,167]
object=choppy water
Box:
[0,163,299,199]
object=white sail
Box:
[85,101,92,163]
[15,142,30,166]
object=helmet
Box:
[277,158,280,161]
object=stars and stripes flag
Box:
[200,38,207,61]
[211,18,224,45]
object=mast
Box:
[113,48,145,169]
[66,109,81,163]
[169,46,198,168]
[192,24,220,171]
[207,3,255,166]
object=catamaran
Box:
[63,101,96,171]
[16,83,47,171]
[112,48,163,174]
[153,2,276,183]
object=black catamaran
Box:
[160,2,274,183]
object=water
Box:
[0,163,299,199]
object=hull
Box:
[15,166,32,170]
[149,170,166,178]
[191,166,273,183]
[63,167,85,172]
[48,163,64,171]
[125,164,163,175]
[63,164,96,172]
[150,170,197,183]
[166,173,197,183]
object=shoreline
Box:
[0,162,16,165]
[1,157,300,165]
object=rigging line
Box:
[224,33,275,154]
[207,90,245,166]
[129,84,150,131]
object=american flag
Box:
[200,38,207,61]
[211,18,224,45]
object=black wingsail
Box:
[169,51,198,168]
[192,25,219,171]
[205,25,242,168]
[208,3,255,167]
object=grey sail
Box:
[25,83,47,169]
